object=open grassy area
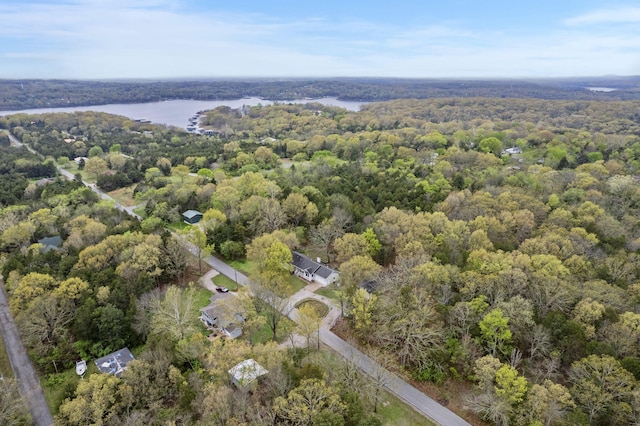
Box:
[295,299,329,317]
[42,363,92,414]
[133,206,146,218]
[228,259,258,276]
[168,221,191,231]
[377,391,436,426]
[107,186,138,207]
[213,273,238,290]
[315,283,341,301]
[248,314,295,345]
[192,286,214,309]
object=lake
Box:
[0,97,366,129]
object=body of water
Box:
[585,87,618,92]
[0,97,366,129]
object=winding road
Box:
[6,129,470,426]
[202,254,471,426]
[0,278,54,426]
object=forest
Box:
[2,76,640,110]
[1,95,640,425]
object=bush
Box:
[219,240,245,260]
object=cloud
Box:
[565,7,640,25]
[1,1,639,78]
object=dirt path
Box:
[0,278,54,426]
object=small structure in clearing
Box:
[182,209,203,224]
[228,359,268,389]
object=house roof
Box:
[228,359,267,387]
[94,347,135,378]
[37,235,62,253]
[200,305,220,321]
[292,252,337,279]
[182,210,202,219]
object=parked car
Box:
[216,286,229,293]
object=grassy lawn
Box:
[315,283,341,301]
[192,286,214,309]
[42,363,92,414]
[169,221,191,231]
[133,206,147,218]
[107,186,138,207]
[295,299,329,317]
[377,391,436,426]
[248,314,295,345]
[213,274,238,290]
[228,259,258,276]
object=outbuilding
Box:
[182,210,203,224]
[228,359,268,389]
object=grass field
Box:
[248,314,295,345]
[295,299,329,317]
[107,186,138,207]
[212,273,238,290]
[42,363,89,414]
[315,283,341,301]
[376,391,436,426]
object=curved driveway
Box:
[202,254,471,426]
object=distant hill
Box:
[1,76,639,110]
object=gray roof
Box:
[37,235,62,252]
[292,252,337,279]
[94,348,135,378]
[182,210,203,219]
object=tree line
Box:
[3,76,640,110]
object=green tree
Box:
[479,137,503,156]
[149,286,198,342]
[0,378,31,426]
[570,355,635,425]
[84,156,108,181]
[273,379,346,425]
[494,364,528,405]
[479,309,512,357]
[56,373,122,425]
[296,303,322,353]
[351,288,377,337]
[180,227,213,275]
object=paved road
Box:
[7,130,469,425]
[3,130,24,148]
[286,287,470,426]
[0,278,54,426]
[56,166,143,220]
[200,254,470,425]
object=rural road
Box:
[56,166,143,220]
[0,278,54,426]
[200,252,471,426]
[7,130,470,425]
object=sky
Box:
[1,0,639,79]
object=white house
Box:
[502,147,523,155]
[291,252,339,287]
